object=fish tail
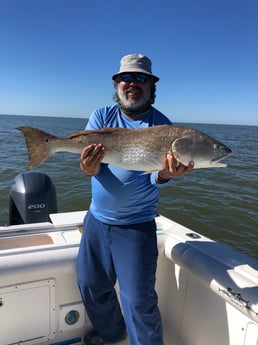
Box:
[17,126,57,170]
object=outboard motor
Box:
[9,172,58,225]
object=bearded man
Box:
[77,54,193,345]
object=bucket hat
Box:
[112,54,159,82]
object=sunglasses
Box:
[119,73,149,84]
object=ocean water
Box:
[0,114,257,260]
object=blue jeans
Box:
[77,211,164,345]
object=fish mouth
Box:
[212,145,232,163]
[211,151,232,166]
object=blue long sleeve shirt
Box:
[86,104,172,225]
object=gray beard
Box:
[117,88,151,111]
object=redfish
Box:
[17,125,231,171]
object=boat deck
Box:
[1,212,257,345]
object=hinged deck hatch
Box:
[0,279,56,344]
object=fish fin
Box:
[67,130,95,139]
[166,153,173,172]
[67,127,128,139]
[17,126,57,170]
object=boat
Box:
[0,172,257,345]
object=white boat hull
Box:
[0,211,257,345]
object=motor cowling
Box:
[9,172,58,225]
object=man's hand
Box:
[156,154,194,183]
[80,144,105,176]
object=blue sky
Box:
[0,0,257,125]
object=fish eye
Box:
[213,143,219,150]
